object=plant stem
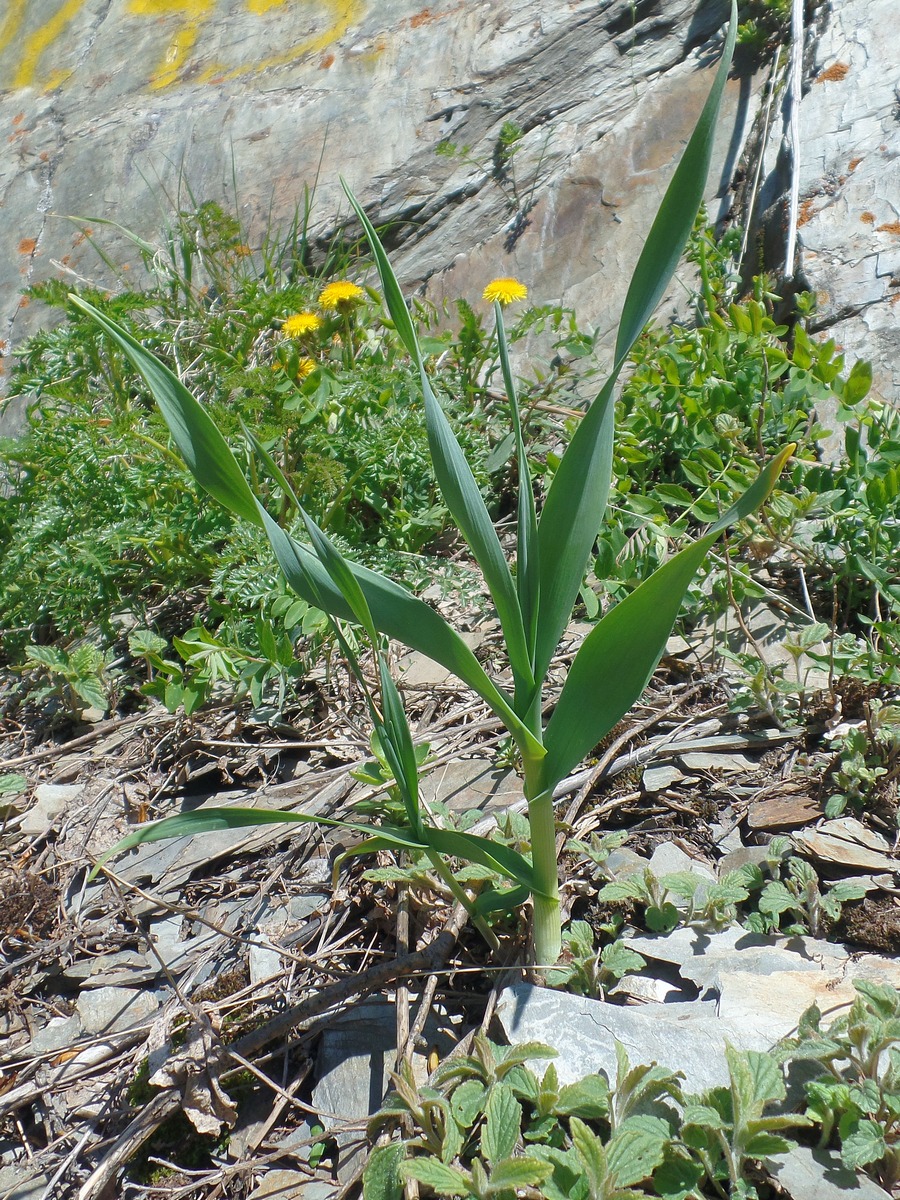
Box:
[425,849,499,952]
[525,779,561,966]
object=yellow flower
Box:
[482,277,528,306]
[295,357,317,379]
[282,311,322,337]
[318,280,365,310]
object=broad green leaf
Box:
[535,373,617,681]
[73,293,545,760]
[540,444,793,789]
[615,0,737,361]
[840,1119,887,1169]
[540,527,716,788]
[481,1083,520,1165]
[90,805,430,879]
[472,883,530,918]
[606,1125,668,1189]
[570,1116,608,1194]
[496,301,540,666]
[529,1145,588,1200]
[363,1142,405,1200]
[343,182,533,695]
[488,1156,552,1190]
[652,1152,704,1200]
[556,1075,610,1120]
[741,1132,792,1158]
[451,1079,487,1130]
[726,1045,785,1121]
[535,0,738,679]
[400,1157,470,1196]
[423,827,547,898]
[757,881,796,917]
[69,297,261,526]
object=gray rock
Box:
[765,1146,892,1199]
[647,842,716,883]
[418,759,521,817]
[25,1013,82,1055]
[641,764,689,793]
[0,1167,51,1200]
[0,0,759,412]
[624,926,847,994]
[497,983,767,1092]
[247,1169,333,1199]
[313,999,454,1181]
[76,985,161,1034]
[678,751,758,774]
[20,782,82,836]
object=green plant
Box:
[82,1,794,966]
[545,921,647,1000]
[19,641,117,718]
[823,699,900,818]
[779,981,900,1189]
[365,1034,810,1199]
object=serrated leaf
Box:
[363,1142,405,1200]
[570,1115,609,1193]
[653,1151,704,1200]
[481,1083,521,1165]
[451,1078,487,1131]
[600,940,646,980]
[487,1156,552,1191]
[401,1157,471,1195]
[840,1118,886,1169]
[556,1075,611,1120]
[606,1125,667,1189]
[742,1131,792,1158]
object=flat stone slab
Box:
[497,983,764,1092]
[766,1146,891,1200]
[76,985,161,1035]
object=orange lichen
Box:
[12,112,24,127]
[848,157,863,172]
[877,222,900,235]
[319,52,334,69]
[18,296,30,308]
[815,62,850,83]
[860,211,876,224]
[18,238,37,254]
[797,199,816,227]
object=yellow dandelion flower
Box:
[482,277,528,306]
[282,311,322,337]
[318,280,365,310]
[295,357,317,379]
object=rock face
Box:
[0,0,755,413]
[762,0,900,408]
[0,0,896,417]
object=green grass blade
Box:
[534,374,616,680]
[541,529,718,790]
[255,506,543,756]
[377,658,425,835]
[541,443,793,789]
[420,368,534,691]
[424,827,549,899]
[90,806,428,879]
[69,296,261,527]
[75,295,544,758]
[341,178,422,367]
[496,301,540,668]
[534,0,738,681]
[343,181,534,695]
